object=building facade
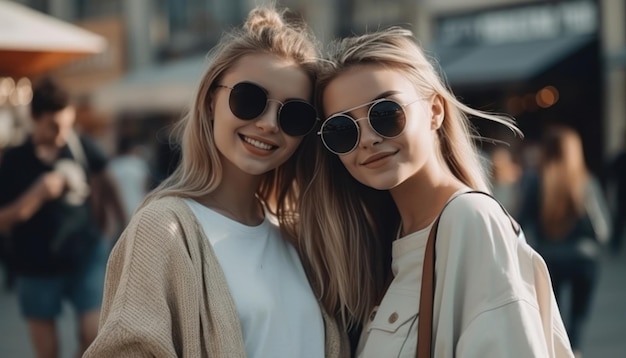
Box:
[5,0,624,165]
[418,0,626,169]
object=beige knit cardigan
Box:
[83,196,349,358]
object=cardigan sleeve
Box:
[84,202,198,358]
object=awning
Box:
[0,1,107,77]
[432,35,595,87]
[91,55,208,113]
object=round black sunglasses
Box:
[216,81,317,137]
[318,98,422,155]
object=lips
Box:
[361,151,398,166]
[240,134,278,151]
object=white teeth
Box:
[243,136,273,150]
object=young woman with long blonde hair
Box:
[297,27,574,357]
[84,6,348,358]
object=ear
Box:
[430,94,445,130]
[206,91,216,119]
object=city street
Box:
[1,250,625,357]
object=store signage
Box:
[437,0,597,46]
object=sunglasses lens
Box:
[229,82,267,120]
[321,115,359,154]
[370,100,406,138]
[279,101,317,136]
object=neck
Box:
[196,165,265,226]
[391,168,466,237]
[32,136,61,165]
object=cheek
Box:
[211,119,232,152]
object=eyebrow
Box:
[372,90,401,102]
[333,90,402,116]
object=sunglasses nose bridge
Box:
[357,116,384,146]
[266,98,283,106]
[254,99,281,133]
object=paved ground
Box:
[1,249,625,357]
[579,250,626,357]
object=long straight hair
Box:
[140,6,320,235]
[539,125,590,239]
[298,27,520,327]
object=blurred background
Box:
[1,0,625,175]
[0,0,625,357]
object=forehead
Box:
[221,53,312,99]
[36,106,75,126]
[322,64,415,116]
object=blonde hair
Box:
[141,5,319,234]
[298,27,520,327]
[540,125,589,239]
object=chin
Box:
[236,163,276,176]
[359,173,407,191]
[359,180,396,191]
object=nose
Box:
[358,118,382,149]
[255,99,281,133]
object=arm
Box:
[83,205,185,357]
[456,298,573,358]
[0,172,65,232]
[436,195,573,358]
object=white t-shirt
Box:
[356,191,574,358]
[184,199,325,358]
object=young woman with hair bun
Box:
[84,6,348,358]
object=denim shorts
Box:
[16,239,108,319]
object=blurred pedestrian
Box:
[108,137,151,222]
[519,125,611,357]
[489,145,524,217]
[83,5,348,358]
[605,129,626,254]
[0,78,125,358]
[298,27,573,357]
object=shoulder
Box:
[132,196,195,226]
[584,175,607,203]
[434,193,542,313]
[122,197,197,248]
[436,191,521,269]
[586,174,602,190]
[1,142,32,163]
[78,135,108,171]
[108,197,202,281]
[440,191,511,229]
[78,135,104,151]
[0,143,35,184]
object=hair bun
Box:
[244,7,286,32]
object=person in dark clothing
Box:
[518,125,611,356]
[0,78,125,358]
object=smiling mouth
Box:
[240,135,277,151]
[361,151,398,166]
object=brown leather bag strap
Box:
[415,190,520,358]
[416,214,441,358]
